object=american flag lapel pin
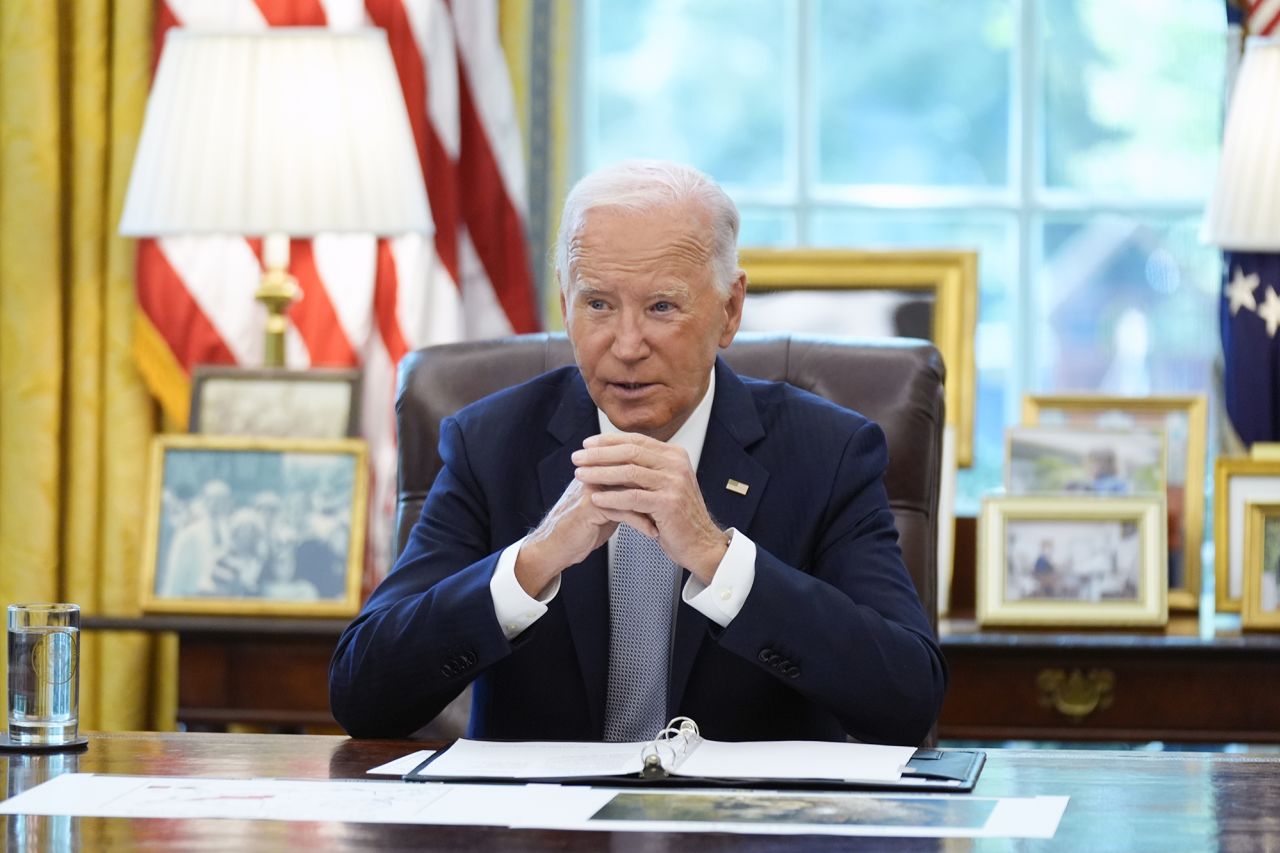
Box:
[725,479,749,496]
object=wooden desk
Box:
[4,732,1280,850]
[939,618,1280,743]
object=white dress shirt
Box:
[489,370,758,640]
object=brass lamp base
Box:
[255,267,299,367]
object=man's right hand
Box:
[514,478,629,597]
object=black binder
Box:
[403,718,985,793]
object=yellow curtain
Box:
[0,0,176,732]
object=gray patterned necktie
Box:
[602,523,680,742]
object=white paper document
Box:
[677,739,912,782]
[0,773,1068,839]
[416,737,914,783]
[417,739,646,779]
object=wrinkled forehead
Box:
[565,202,715,281]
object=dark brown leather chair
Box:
[393,331,946,737]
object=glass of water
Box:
[7,603,80,745]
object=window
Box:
[579,0,1226,512]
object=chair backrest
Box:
[394,331,945,632]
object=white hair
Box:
[555,160,741,296]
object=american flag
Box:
[133,0,541,580]
[1217,2,1280,446]
[1237,0,1280,36]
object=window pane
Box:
[582,0,792,186]
[1041,0,1225,197]
[1033,216,1220,396]
[738,207,797,247]
[807,212,1016,512]
[814,0,1014,188]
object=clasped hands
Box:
[514,433,728,597]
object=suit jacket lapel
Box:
[669,359,769,716]
[539,372,609,736]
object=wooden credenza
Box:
[85,616,345,731]
[938,618,1280,743]
[86,615,1280,742]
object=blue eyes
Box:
[582,299,676,313]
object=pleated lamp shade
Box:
[120,28,430,237]
[1204,36,1280,251]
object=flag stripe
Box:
[254,0,327,26]
[457,71,540,332]
[374,239,410,364]
[366,0,461,283]
[1248,0,1280,32]
[451,0,527,214]
[288,240,361,366]
[136,239,236,368]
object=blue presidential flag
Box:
[1221,251,1280,445]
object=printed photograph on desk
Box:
[1213,456,1280,613]
[977,495,1168,628]
[1242,501,1280,631]
[592,790,997,830]
[1022,394,1206,612]
[189,366,361,439]
[139,435,368,617]
[1005,426,1165,496]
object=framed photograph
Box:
[1005,426,1165,497]
[1239,494,1280,627]
[189,366,362,438]
[1214,457,1280,613]
[977,496,1168,628]
[140,435,368,617]
[737,248,978,467]
[1022,395,1207,612]
[1243,501,1280,631]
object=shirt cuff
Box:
[682,528,756,627]
[490,537,561,640]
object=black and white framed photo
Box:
[140,435,368,617]
[189,366,361,439]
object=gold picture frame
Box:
[140,434,368,617]
[190,366,362,438]
[738,248,978,467]
[1243,501,1280,631]
[1214,456,1280,613]
[1005,425,1166,497]
[977,495,1168,629]
[1022,395,1207,612]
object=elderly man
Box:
[329,161,946,746]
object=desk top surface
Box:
[4,732,1279,851]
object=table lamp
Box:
[1202,36,1280,446]
[120,28,430,367]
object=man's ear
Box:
[718,270,747,348]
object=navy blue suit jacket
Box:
[329,358,947,745]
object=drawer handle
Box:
[1036,668,1115,721]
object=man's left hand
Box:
[571,432,728,583]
